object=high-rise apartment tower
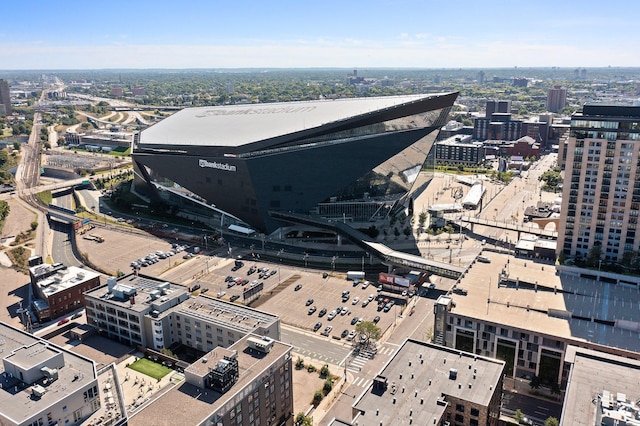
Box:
[558,105,640,262]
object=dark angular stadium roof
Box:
[139,93,453,148]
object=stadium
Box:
[132,92,458,233]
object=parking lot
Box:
[222,262,411,341]
[79,230,420,343]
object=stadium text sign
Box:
[199,159,237,172]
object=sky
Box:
[1,0,639,70]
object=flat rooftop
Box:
[128,334,292,426]
[562,346,640,426]
[450,252,640,354]
[139,93,451,148]
[0,322,96,425]
[86,274,189,313]
[33,265,100,297]
[353,339,504,425]
[175,294,279,333]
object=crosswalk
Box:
[346,354,369,373]
[378,346,396,356]
[351,376,372,388]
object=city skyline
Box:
[2,0,640,70]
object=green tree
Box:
[12,142,20,151]
[544,417,559,426]
[312,390,323,406]
[294,413,312,426]
[514,409,524,422]
[319,364,330,378]
[30,221,38,231]
[418,212,427,229]
[529,375,541,389]
[539,169,562,192]
[322,378,333,394]
[295,357,305,369]
[586,245,603,268]
[355,321,381,345]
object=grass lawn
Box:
[127,358,173,380]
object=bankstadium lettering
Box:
[199,159,237,172]
[195,105,316,118]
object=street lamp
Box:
[331,256,336,272]
[278,249,284,285]
[304,253,309,270]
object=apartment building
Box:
[84,274,280,352]
[0,321,125,426]
[29,260,101,321]
[434,135,484,165]
[349,339,504,426]
[433,253,640,390]
[128,334,293,426]
[558,105,640,262]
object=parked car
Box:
[294,284,302,291]
[351,297,360,305]
[351,316,359,325]
[321,326,333,336]
[313,322,322,332]
[327,310,337,320]
[341,329,349,339]
[361,281,370,289]
[477,255,491,263]
[57,318,70,326]
[347,330,357,341]
[340,307,349,316]
[230,295,240,302]
[362,299,370,307]
[373,315,380,324]
[306,298,314,306]
[308,306,317,315]
[318,308,327,317]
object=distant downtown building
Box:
[0,79,11,115]
[434,135,484,166]
[558,105,640,262]
[546,86,567,113]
